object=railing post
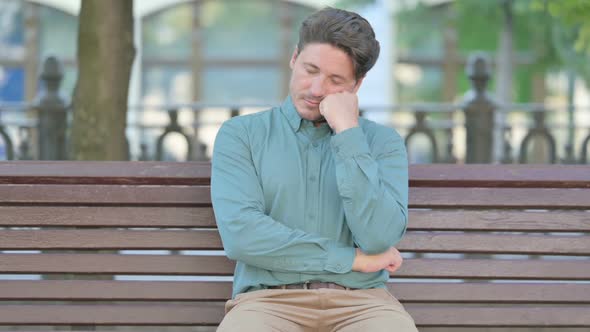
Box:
[462,53,497,163]
[155,108,208,161]
[35,56,68,160]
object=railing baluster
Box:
[518,110,557,164]
[156,108,194,161]
[0,124,15,160]
[35,56,68,160]
[405,111,438,163]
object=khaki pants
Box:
[217,288,418,332]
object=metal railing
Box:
[1,55,589,164]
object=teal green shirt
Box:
[211,96,408,298]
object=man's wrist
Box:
[351,248,365,272]
[333,122,359,134]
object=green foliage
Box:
[334,0,375,10]
[529,0,590,85]
[397,2,445,55]
[533,0,590,54]
[331,0,590,97]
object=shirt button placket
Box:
[306,141,321,231]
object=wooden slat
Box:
[0,185,210,205]
[0,304,588,327]
[3,186,589,208]
[0,161,211,185]
[409,306,590,327]
[3,186,590,209]
[399,258,590,280]
[0,280,232,301]
[2,230,589,255]
[3,207,590,232]
[0,254,588,279]
[2,163,589,189]
[0,304,224,326]
[0,206,215,227]
[410,187,590,208]
[410,164,590,188]
[398,233,590,255]
[389,282,590,304]
[1,280,588,303]
[408,209,590,232]
[0,230,222,250]
[0,254,234,276]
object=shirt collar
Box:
[280,95,303,132]
[279,95,333,135]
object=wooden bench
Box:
[0,161,589,331]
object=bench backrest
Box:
[0,162,589,331]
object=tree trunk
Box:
[70,0,135,160]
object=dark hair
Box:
[297,7,380,80]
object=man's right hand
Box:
[352,247,403,274]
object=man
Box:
[211,7,417,332]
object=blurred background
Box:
[0,0,589,164]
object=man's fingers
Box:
[385,264,399,273]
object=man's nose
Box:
[309,77,326,97]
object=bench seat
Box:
[0,162,589,331]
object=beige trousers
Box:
[217,288,418,332]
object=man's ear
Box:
[352,76,365,93]
[289,47,299,70]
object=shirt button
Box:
[309,176,316,181]
[308,213,315,219]
[334,147,340,153]
[312,142,318,148]
[335,264,342,271]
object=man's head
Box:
[289,7,380,122]
[297,7,380,81]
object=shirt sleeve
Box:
[330,125,409,255]
[211,119,356,274]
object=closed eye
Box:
[304,65,319,74]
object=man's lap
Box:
[217,288,417,332]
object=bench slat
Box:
[0,161,211,185]
[2,230,589,255]
[0,206,214,228]
[0,230,222,251]
[399,233,590,255]
[411,187,590,208]
[0,304,587,327]
[0,185,590,209]
[0,280,588,303]
[2,206,590,232]
[0,185,210,205]
[409,209,590,232]
[0,254,587,279]
[410,164,590,188]
[3,186,590,208]
[410,306,590,327]
[3,163,589,188]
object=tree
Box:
[70,0,135,160]
[531,0,590,86]
[536,0,590,55]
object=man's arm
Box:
[321,93,409,255]
[211,119,355,274]
[331,128,408,254]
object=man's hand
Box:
[352,247,403,274]
[319,92,359,134]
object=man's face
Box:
[289,43,363,122]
